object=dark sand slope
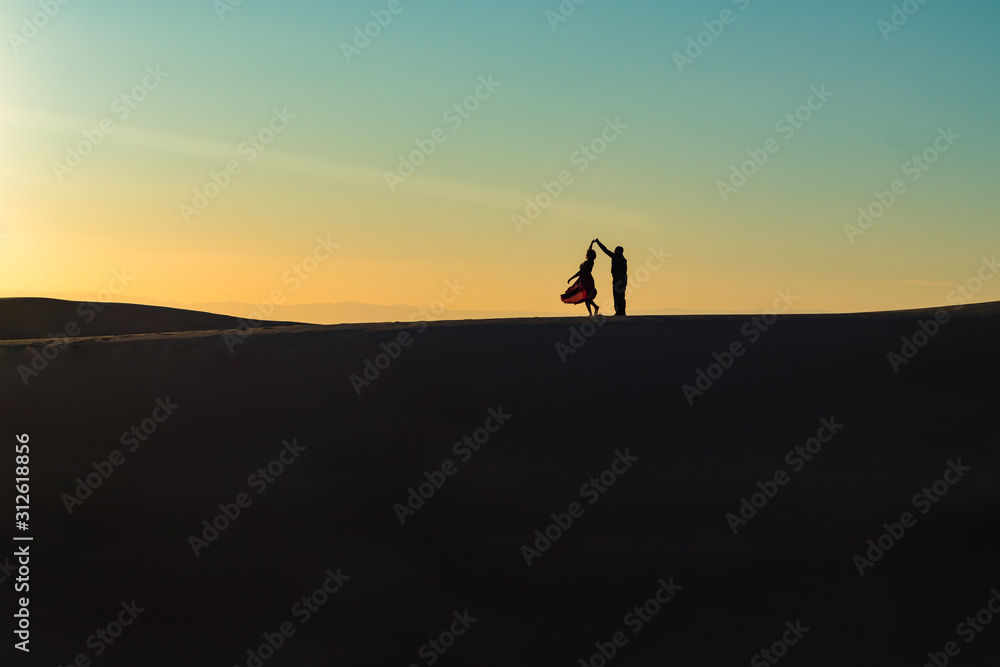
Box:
[1,302,998,666]
[0,297,302,341]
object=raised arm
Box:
[594,238,614,259]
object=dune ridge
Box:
[2,297,998,665]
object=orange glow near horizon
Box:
[3,3,999,318]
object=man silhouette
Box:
[594,238,627,316]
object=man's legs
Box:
[612,278,627,316]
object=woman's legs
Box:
[585,299,599,316]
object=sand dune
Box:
[0,297,304,342]
[0,294,572,326]
[2,300,998,665]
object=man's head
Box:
[615,246,624,256]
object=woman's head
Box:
[586,249,596,261]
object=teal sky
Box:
[3,0,999,314]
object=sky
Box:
[2,0,999,317]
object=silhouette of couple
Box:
[561,239,627,317]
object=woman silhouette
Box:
[561,243,600,316]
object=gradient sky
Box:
[2,0,999,316]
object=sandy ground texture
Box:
[1,298,998,666]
